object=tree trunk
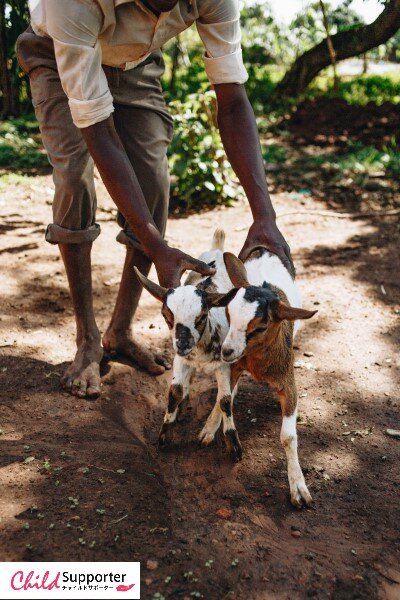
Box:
[274,0,400,98]
[169,35,182,97]
[362,52,368,74]
[319,0,338,91]
[0,0,14,116]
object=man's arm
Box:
[81,117,214,287]
[44,0,213,288]
[214,83,294,275]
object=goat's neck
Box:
[245,321,293,381]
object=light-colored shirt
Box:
[28,0,248,128]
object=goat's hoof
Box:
[158,423,173,449]
[176,401,192,424]
[290,480,313,508]
[224,429,243,462]
[198,429,215,446]
[158,434,168,450]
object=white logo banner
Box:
[0,562,140,599]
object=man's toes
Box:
[61,375,73,390]
[155,352,171,370]
[86,376,101,399]
[71,379,87,398]
[142,356,165,375]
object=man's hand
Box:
[214,84,296,278]
[153,244,215,288]
[239,219,295,277]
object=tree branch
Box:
[275,0,400,97]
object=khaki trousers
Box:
[16,28,173,250]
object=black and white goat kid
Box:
[134,230,241,458]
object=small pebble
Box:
[386,429,400,439]
[291,530,302,538]
[146,560,158,571]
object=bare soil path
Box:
[0,174,399,599]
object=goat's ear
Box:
[223,252,250,288]
[134,267,168,302]
[206,287,239,308]
[275,302,317,321]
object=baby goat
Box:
[134,230,241,458]
[220,250,317,507]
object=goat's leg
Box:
[199,363,239,451]
[198,392,222,446]
[278,378,312,508]
[159,355,193,447]
[220,364,242,461]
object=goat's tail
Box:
[212,228,225,251]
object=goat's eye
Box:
[247,326,267,341]
[253,327,267,334]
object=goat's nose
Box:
[222,347,234,359]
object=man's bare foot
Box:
[60,337,103,398]
[102,329,171,375]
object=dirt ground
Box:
[0,169,399,600]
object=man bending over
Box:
[17,0,293,398]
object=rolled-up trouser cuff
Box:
[116,229,145,252]
[45,223,101,245]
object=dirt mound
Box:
[286,97,400,149]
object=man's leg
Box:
[103,245,169,374]
[102,61,173,374]
[59,243,103,396]
[16,31,102,397]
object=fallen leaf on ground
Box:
[216,508,232,520]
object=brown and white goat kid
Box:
[134,230,241,458]
[220,250,317,507]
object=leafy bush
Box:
[310,75,400,106]
[335,76,400,106]
[168,91,242,214]
[262,143,287,164]
[0,116,49,170]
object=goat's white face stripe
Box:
[222,288,258,361]
[166,286,204,353]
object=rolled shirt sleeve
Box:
[45,0,114,128]
[196,0,248,85]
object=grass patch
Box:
[299,141,400,181]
